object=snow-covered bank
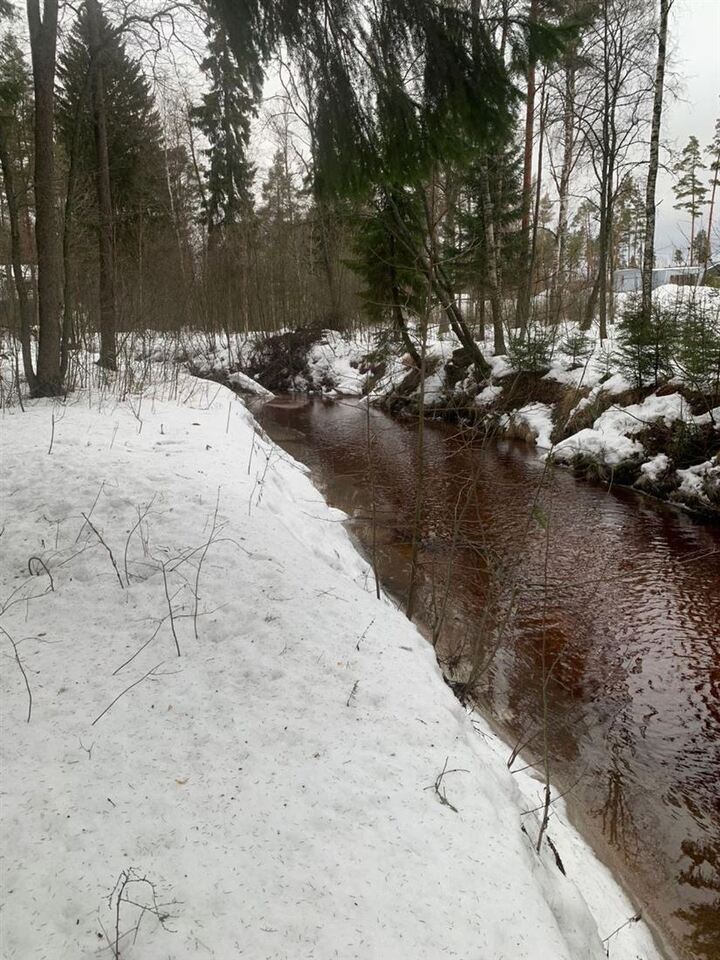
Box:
[0,374,664,959]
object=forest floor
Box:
[0,367,666,959]
[173,284,720,519]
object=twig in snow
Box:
[0,625,32,722]
[193,489,222,641]
[91,661,164,726]
[112,615,168,675]
[76,482,105,542]
[160,561,181,656]
[48,411,55,454]
[424,757,469,814]
[82,513,124,589]
[123,497,156,586]
[27,556,54,592]
[107,867,176,959]
[346,680,359,706]
[602,912,642,956]
[355,618,374,651]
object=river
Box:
[257,394,720,960]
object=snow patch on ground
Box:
[640,453,670,481]
[512,402,555,449]
[227,369,274,398]
[0,373,662,960]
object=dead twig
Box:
[424,757,469,814]
[160,561,181,656]
[82,513,124,589]
[91,661,164,726]
[123,496,156,587]
[193,489,222,641]
[0,625,32,722]
[355,618,374,652]
[27,556,55,592]
[76,482,105,542]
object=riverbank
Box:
[172,285,719,519]
[0,369,665,959]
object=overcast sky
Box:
[5,0,720,264]
[656,0,720,261]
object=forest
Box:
[0,2,719,960]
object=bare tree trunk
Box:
[0,121,37,392]
[641,0,670,321]
[60,69,93,379]
[515,0,538,333]
[528,77,549,307]
[478,161,505,353]
[706,173,718,271]
[552,54,576,321]
[87,0,117,370]
[406,317,427,621]
[27,0,63,396]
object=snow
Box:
[640,453,670,481]
[553,427,645,466]
[554,393,692,466]
[227,369,274,398]
[306,331,366,396]
[676,459,720,505]
[0,372,663,960]
[474,384,503,407]
[512,402,555,449]
[488,353,514,378]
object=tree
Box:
[0,31,36,391]
[640,0,670,324]
[26,0,63,396]
[580,0,655,338]
[87,0,116,370]
[192,14,255,240]
[673,135,708,266]
[57,2,168,345]
[692,228,710,267]
[705,118,720,267]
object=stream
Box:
[257,394,720,960]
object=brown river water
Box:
[256,395,720,960]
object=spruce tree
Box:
[57,5,167,236]
[0,31,36,389]
[192,16,255,238]
[673,136,708,266]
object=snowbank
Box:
[0,374,663,960]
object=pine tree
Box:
[705,118,720,267]
[192,16,255,238]
[673,136,708,266]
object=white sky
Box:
[4,0,719,263]
[656,0,720,260]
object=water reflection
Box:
[258,396,720,960]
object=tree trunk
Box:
[0,120,37,392]
[515,0,538,332]
[27,0,63,396]
[552,54,576,321]
[61,68,93,379]
[478,161,505,354]
[87,0,117,370]
[641,0,670,321]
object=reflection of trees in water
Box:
[595,749,638,857]
[677,840,720,959]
